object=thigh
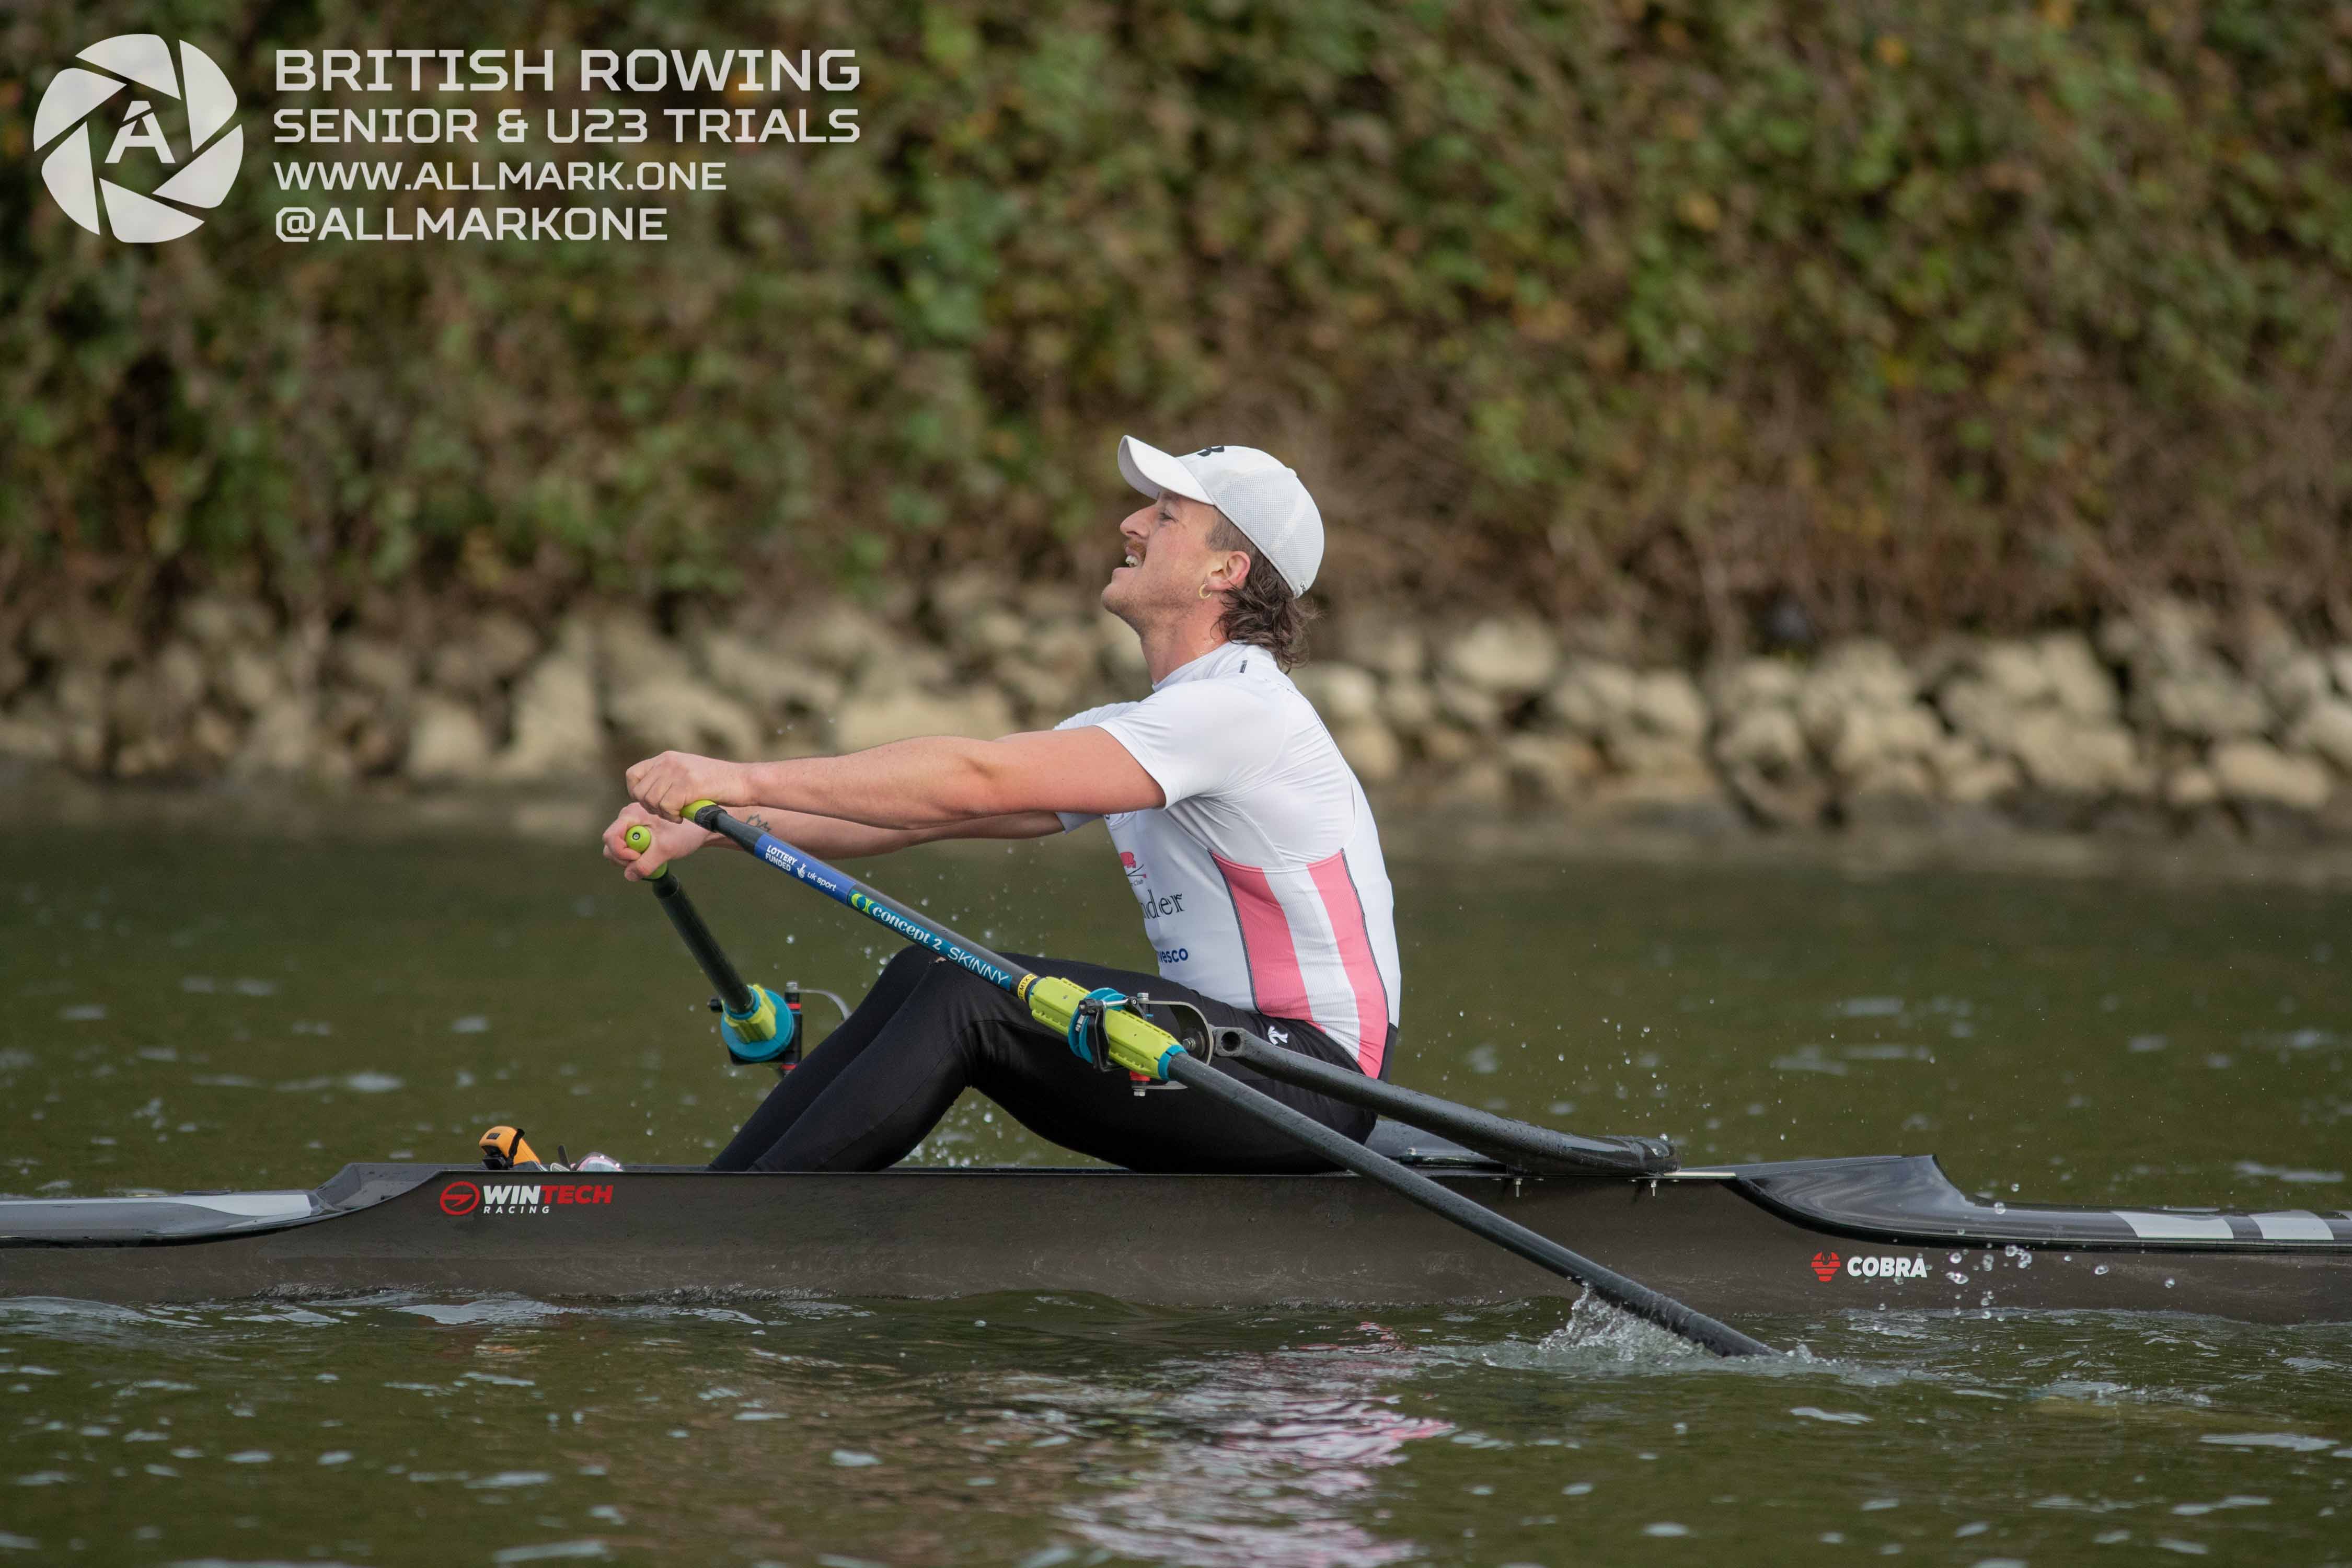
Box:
[742,952,1039,1171]
[984,954,1376,1171]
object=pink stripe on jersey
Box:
[1211,853,1314,1024]
[1307,851,1390,1078]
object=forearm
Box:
[737,737,1014,831]
[716,803,1060,860]
[624,725,1158,832]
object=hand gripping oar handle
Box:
[1216,1031,1678,1177]
[624,823,789,1064]
[677,800,1772,1358]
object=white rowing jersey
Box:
[1056,640,1402,1076]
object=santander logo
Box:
[1808,1250,1842,1282]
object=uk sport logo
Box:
[33,36,243,243]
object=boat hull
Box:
[6,1165,2348,1322]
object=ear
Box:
[1211,549,1253,593]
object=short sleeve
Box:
[1052,702,1129,829]
[1092,679,1278,808]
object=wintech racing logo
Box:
[34,36,244,243]
[449,1180,616,1216]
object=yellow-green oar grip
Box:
[684,799,720,824]
[1022,975,1185,1080]
[727,984,781,1043]
[623,823,669,879]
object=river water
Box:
[3,819,2348,1564]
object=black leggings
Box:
[710,946,1379,1173]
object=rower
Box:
[602,437,1403,1173]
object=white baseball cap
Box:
[1116,436,1324,596]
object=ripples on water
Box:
[4,829,2349,1561]
[3,1292,2348,1565]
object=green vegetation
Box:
[5,0,2350,645]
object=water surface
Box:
[3,822,2347,1562]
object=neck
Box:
[1134,609,1231,684]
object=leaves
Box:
[1,0,2348,639]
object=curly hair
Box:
[1206,513,1317,670]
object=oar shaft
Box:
[1219,1032,1676,1177]
[1163,1055,1771,1356]
[695,806,1028,993]
[689,803,1180,1078]
[647,873,757,1017]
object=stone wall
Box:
[5,584,2351,841]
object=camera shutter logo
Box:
[33,35,243,244]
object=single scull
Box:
[4,1131,2346,1322]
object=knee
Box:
[884,947,1006,1016]
[907,955,986,1001]
[879,945,937,986]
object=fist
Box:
[600,802,710,881]
[623,751,750,821]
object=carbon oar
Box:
[674,800,1774,1359]
[1214,1031,1677,1177]
[622,824,794,1066]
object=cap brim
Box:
[1117,436,1215,506]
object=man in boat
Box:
[603,437,1401,1173]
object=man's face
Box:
[1102,492,1223,625]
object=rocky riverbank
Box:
[5,583,2352,844]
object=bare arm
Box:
[600,800,1065,882]
[727,803,1066,859]
[626,727,1164,830]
